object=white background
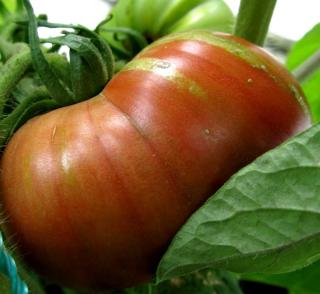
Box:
[224,0,320,40]
[30,0,320,41]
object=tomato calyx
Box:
[0,0,115,148]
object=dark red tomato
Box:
[0,31,310,291]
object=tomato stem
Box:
[293,50,320,83]
[0,37,28,59]
[0,48,32,114]
[0,87,55,148]
[234,0,277,46]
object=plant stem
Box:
[0,48,32,114]
[293,50,320,83]
[0,37,28,60]
[0,87,55,147]
[234,0,277,46]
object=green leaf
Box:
[1,0,19,13]
[242,259,320,294]
[300,68,320,123]
[35,20,114,98]
[44,34,108,101]
[23,0,75,105]
[286,24,320,122]
[157,123,320,283]
[98,27,148,55]
[286,24,320,71]
[0,0,28,43]
[151,269,243,294]
[64,270,242,294]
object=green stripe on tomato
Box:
[145,30,309,112]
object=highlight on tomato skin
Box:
[0,30,311,291]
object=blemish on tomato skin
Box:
[51,125,78,187]
[59,142,79,187]
[203,128,223,143]
[260,64,267,71]
[155,60,171,69]
[247,78,253,84]
[51,126,57,143]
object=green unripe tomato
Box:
[99,0,234,58]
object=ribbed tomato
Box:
[0,31,310,291]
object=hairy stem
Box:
[0,87,55,147]
[0,48,32,114]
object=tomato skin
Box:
[0,31,310,290]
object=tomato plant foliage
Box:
[286,23,320,123]
[243,259,320,294]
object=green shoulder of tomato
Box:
[98,0,234,60]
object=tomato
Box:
[0,31,310,291]
[110,0,234,36]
